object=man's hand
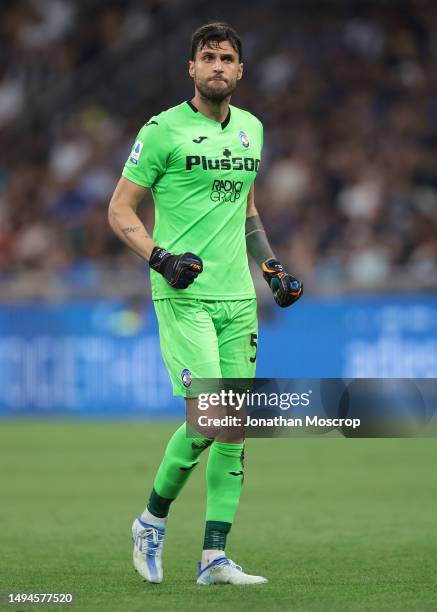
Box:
[149,246,203,289]
[262,258,303,308]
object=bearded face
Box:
[189,40,243,102]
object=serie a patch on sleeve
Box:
[129,141,143,165]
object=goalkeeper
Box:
[108,22,302,586]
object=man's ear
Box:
[188,60,195,79]
[237,62,244,81]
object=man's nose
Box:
[213,59,224,71]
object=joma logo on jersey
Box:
[186,155,260,172]
[210,180,244,203]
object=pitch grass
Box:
[1,423,436,612]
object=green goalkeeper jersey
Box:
[122,100,263,300]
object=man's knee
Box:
[185,397,245,442]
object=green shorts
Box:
[153,298,258,397]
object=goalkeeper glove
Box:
[262,258,303,308]
[149,246,203,289]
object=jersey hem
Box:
[121,170,152,188]
[152,293,256,301]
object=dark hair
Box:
[191,22,242,61]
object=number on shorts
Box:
[249,333,258,363]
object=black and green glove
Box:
[262,258,303,308]
[149,246,203,289]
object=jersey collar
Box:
[186,100,231,130]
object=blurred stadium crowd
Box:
[1,0,436,300]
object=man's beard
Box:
[195,77,237,102]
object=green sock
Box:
[204,441,245,550]
[147,423,211,518]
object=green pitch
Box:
[1,422,436,611]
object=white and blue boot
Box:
[196,556,268,585]
[132,517,165,583]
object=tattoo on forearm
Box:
[121,226,141,235]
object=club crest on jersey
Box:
[239,130,250,148]
[181,368,192,388]
[130,140,143,165]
